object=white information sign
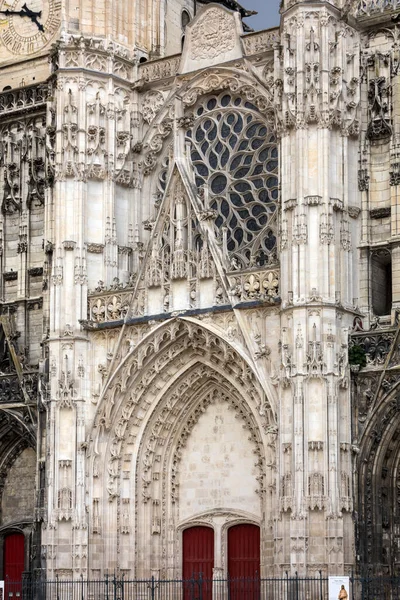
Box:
[329,576,350,600]
[0,580,4,600]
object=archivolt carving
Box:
[181,70,276,126]
[141,67,276,178]
[356,382,400,571]
[142,91,166,125]
[91,319,274,501]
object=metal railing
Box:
[2,573,399,600]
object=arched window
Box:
[371,249,392,316]
[182,10,191,30]
[186,94,278,269]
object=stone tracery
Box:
[186,93,279,269]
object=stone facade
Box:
[0,0,398,582]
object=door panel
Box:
[4,533,24,598]
[183,526,214,600]
[228,524,260,599]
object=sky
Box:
[243,0,280,30]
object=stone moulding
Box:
[87,244,104,254]
[28,267,44,277]
[3,271,18,281]
[370,207,391,219]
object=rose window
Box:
[186,94,278,269]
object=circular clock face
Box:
[0,0,61,55]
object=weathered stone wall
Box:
[1,448,36,526]
[178,398,261,521]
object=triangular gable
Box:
[129,166,229,318]
[114,160,279,415]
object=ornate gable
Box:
[180,4,243,74]
[128,167,228,317]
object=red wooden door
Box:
[228,524,260,600]
[4,533,24,598]
[183,526,214,600]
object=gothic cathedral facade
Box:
[0,0,398,581]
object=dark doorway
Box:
[371,251,392,316]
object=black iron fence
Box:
[2,574,399,600]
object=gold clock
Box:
[0,0,61,55]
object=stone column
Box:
[277,0,360,575]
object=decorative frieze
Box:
[63,241,76,250]
[59,34,134,79]
[304,195,322,206]
[229,270,280,303]
[241,30,279,55]
[87,244,104,254]
[139,55,180,83]
[88,290,133,323]
[350,329,396,366]
[0,83,49,116]
[355,0,400,16]
[284,199,297,211]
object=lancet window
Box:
[186,94,278,270]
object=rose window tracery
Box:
[186,94,278,270]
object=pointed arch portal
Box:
[89,318,275,577]
[357,387,400,574]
